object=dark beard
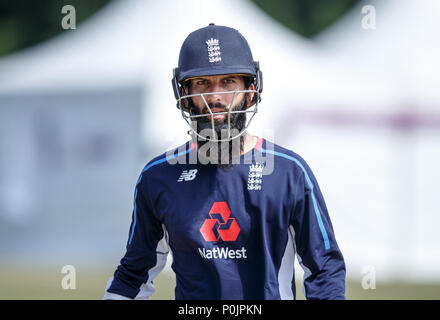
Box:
[188,95,247,169]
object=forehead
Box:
[186,74,244,82]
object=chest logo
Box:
[200,201,240,242]
[177,169,198,182]
[247,162,264,190]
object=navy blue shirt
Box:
[105,138,346,299]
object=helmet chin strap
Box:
[178,89,259,143]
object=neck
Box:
[192,131,257,168]
[241,132,257,155]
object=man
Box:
[104,24,346,300]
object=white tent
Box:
[308,0,440,282]
[316,0,440,112]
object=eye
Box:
[196,79,208,85]
[223,78,235,84]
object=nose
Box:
[205,83,223,105]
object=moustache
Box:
[201,102,228,115]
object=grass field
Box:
[1,266,440,300]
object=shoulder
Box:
[259,138,323,193]
[138,140,194,183]
[260,138,311,174]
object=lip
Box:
[210,108,227,114]
[204,108,228,119]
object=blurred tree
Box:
[251,0,360,38]
[0,0,111,57]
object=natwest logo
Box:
[198,247,247,260]
[200,201,240,242]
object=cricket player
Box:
[104,24,346,300]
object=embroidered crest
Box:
[206,38,221,63]
[247,163,264,190]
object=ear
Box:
[180,86,190,112]
[245,83,256,108]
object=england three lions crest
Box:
[248,163,264,191]
[206,38,221,63]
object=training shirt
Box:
[104,137,346,300]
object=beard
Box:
[187,94,247,169]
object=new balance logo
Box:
[177,169,198,182]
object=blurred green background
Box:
[0,0,111,57]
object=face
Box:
[185,74,255,123]
[181,74,256,168]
